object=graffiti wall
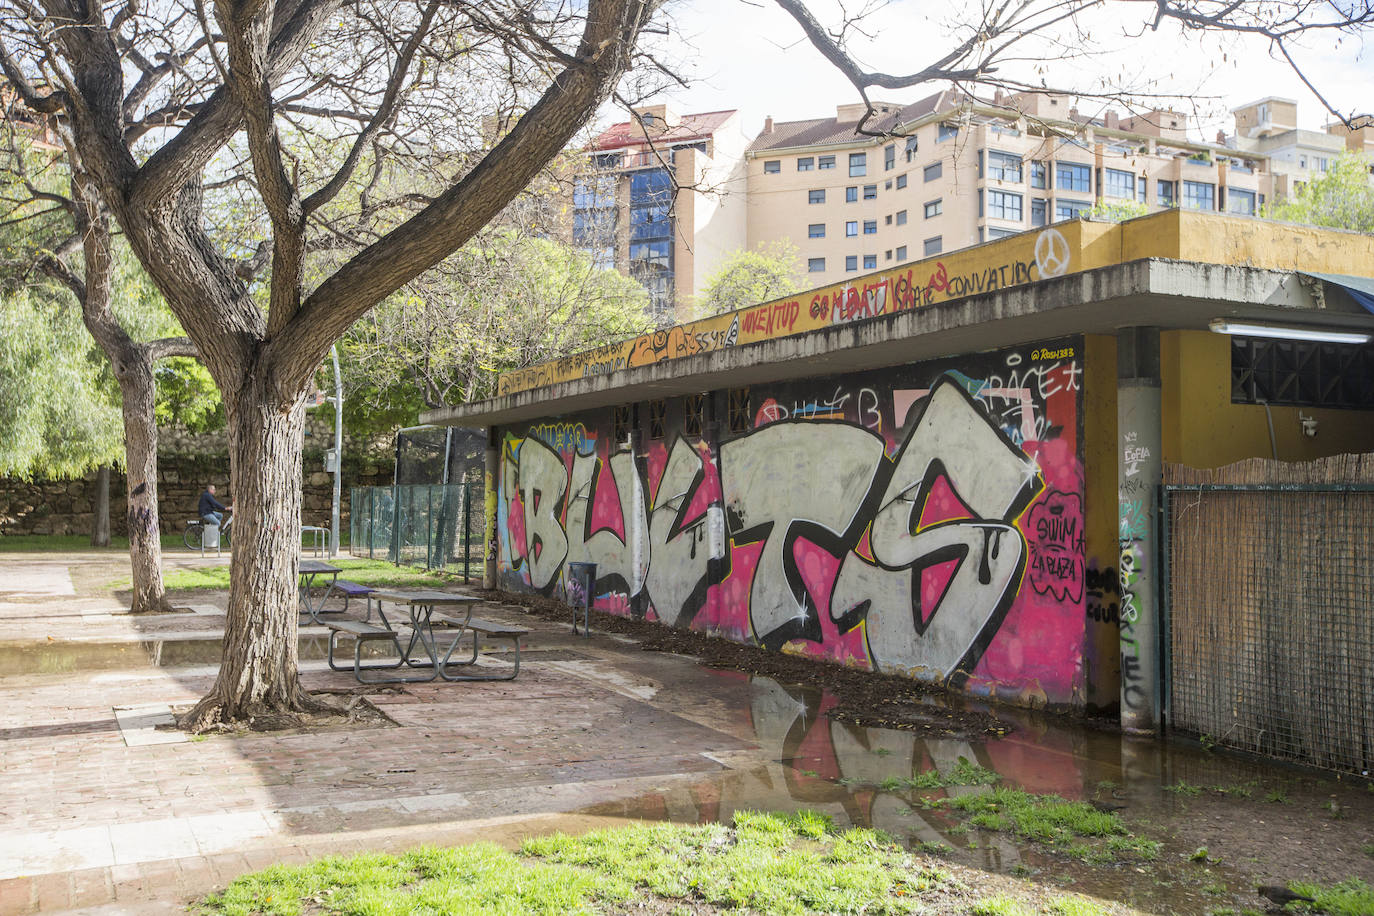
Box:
[497,337,1093,708]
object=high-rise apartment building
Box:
[572,105,750,319]
[1228,97,1350,198]
[745,90,1272,287]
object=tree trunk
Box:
[90,465,111,547]
[181,385,321,728]
[118,352,175,613]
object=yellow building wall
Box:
[1161,329,1374,468]
[1082,334,1121,710]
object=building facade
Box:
[746,91,1273,288]
[573,105,751,319]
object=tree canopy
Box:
[697,242,804,317]
[1263,154,1374,233]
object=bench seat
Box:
[331,579,375,617]
[324,618,407,680]
[430,614,529,679]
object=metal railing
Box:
[350,483,481,581]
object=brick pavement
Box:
[0,556,767,914]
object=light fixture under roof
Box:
[1208,319,1371,345]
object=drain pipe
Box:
[1260,400,1279,460]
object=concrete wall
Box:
[496,337,1111,711]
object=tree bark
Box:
[90,464,110,547]
[179,384,322,728]
[117,348,176,612]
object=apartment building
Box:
[572,105,750,319]
[1228,97,1351,198]
[746,91,1272,287]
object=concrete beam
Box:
[422,259,1360,428]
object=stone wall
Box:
[0,447,393,538]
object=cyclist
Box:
[198,484,232,528]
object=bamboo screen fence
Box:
[1163,454,1374,775]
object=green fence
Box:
[350,483,482,581]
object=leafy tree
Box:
[1085,200,1150,223]
[1263,154,1374,233]
[697,242,803,316]
[344,229,650,417]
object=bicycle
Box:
[185,511,233,550]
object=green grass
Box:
[939,787,1159,864]
[1287,878,1374,915]
[200,811,952,915]
[888,756,1002,790]
[1048,897,1115,916]
[0,533,184,552]
[1361,843,1374,858]
[165,558,454,591]
[970,896,1033,916]
[1266,787,1290,804]
[1164,780,1203,797]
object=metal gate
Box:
[349,483,482,581]
[1161,483,1374,775]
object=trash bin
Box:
[566,561,597,636]
[203,522,220,552]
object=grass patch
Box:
[1287,878,1374,916]
[1164,781,1203,797]
[1266,787,1290,804]
[970,896,1033,916]
[165,558,454,592]
[939,788,1159,864]
[1048,897,1114,916]
[201,811,953,915]
[1361,843,1374,858]
[897,756,1002,790]
[0,533,185,552]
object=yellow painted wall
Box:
[1161,330,1374,468]
[500,210,1374,396]
[1082,334,1120,710]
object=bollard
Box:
[566,561,597,636]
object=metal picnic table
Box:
[298,559,341,624]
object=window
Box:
[818,155,836,170]
[885,214,893,225]
[845,220,858,237]
[763,160,780,174]
[924,199,942,219]
[896,174,907,189]
[613,405,632,443]
[1138,181,1147,204]
[845,186,858,203]
[647,398,667,440]
[845,255,858,272]
[797,156,814,171]
[884,180,892,190]
[1055,199,1091,219]
[863,184,877,199]
[987,190,1023,221]
[849,152,867,177]
[1030,161,1046,189]
[1228,187,1256,215]
[988,150,1023,182]
[863,219,877,234]
[987,227,1018,240]
[863,254,877,269]
[1157,179,1177,207]
[884,144,896,170]
[1317,157,1330,172]
[1031,198,1047,227]
[937,123,958,142]
[1299,155,1309,169]
[885,250,892,260]
[1056,162,1091,192]
[683,394,706,438]
[1104,168,1136,199]
[728,388,751,434]
[1230,337,1374,409]
[592,152,622,169]
[896,245,907,260]
[896,209,908,225]
[808,257,826,273]
[923,236,943,256]
[808,189,826,204]
[808,223,826,238]
[1182,180,1215,210]
[923,161,943,182]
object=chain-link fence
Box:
[1163,482,1374,775]
[350,483,482,581]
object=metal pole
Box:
[329,344,343,558]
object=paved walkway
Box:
[0,553,772,913]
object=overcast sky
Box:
[643,0,1372,142]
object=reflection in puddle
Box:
[0,635,334,675]
[583,671,1314,914]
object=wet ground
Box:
[1,551,1371,914]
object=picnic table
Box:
[324,588,528,683]
[298,559,341,624]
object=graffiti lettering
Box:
[742,300,801,336]
[1028,491,1085,602]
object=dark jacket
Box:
[198,490,227,517]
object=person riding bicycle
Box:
[198,484,232,529]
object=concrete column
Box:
[1117,328,1162,734]
[483,427,498,590]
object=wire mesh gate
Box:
[1161,483,1374,775]
[349,483,481,581]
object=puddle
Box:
[581,671,1374,915]
[0,634,338,675]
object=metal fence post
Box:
[463,480,472,584]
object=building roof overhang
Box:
[421,259,1374,429]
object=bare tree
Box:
[0,0,661,729]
